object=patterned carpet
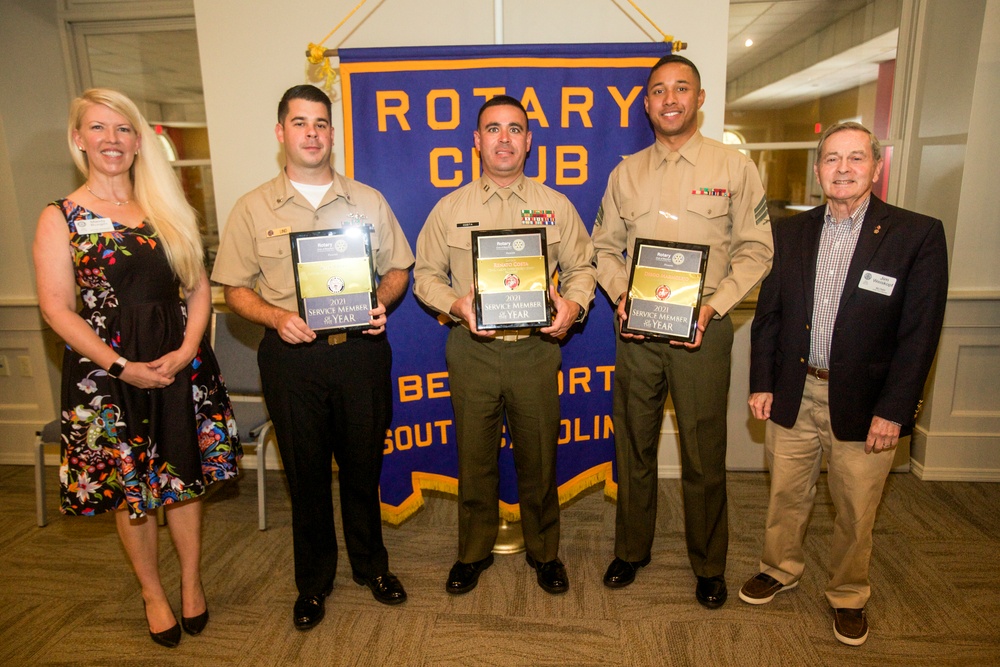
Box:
[1,463,998,666]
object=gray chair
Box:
[34,419,61,527]
[210,308,274,530]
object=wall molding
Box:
[910,458,1000,482]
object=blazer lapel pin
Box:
[873,224,881,234]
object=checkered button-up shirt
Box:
[808,196,871,369]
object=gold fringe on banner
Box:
[305,0,371,94]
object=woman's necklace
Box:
[86,184,131,207]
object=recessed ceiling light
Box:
[745,38,754,47]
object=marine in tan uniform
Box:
[592,55,773,608]
[211,85,414,630]
[414,95,596,595]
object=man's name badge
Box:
[75,218,115,234]
[290,227,377,335]
[265,226,292,238]
[858,270,896,296]
[471,229,551,330]
[622,239,710,342]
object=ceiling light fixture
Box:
[745,38,753,47]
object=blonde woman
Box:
[33,88,241,648]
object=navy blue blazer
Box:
[749,196,949,441]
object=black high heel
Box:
[149,623,182,648]
[144,602,181,648]
[181,608,209,636]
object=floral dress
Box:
[55,198,241,518]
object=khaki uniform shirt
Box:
[212,170,414,312]
[592,132,773,316]
[413,173,596,321]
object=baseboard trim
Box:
[910,458,1000,482]
[11,456,999,482]
[657,464,682,478]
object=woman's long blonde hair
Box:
[68,88,203,290]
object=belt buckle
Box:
[497,327,531,342]
[808,365,829,380]
[328,332,347,345]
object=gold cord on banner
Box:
[305,0,371,94]
[624,0,686,51]
[305,0,684,92]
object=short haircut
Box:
[815,121,882,164]
[477,95,529,131]
[647,54,701,89]
[277,84,332,124]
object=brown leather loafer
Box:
[834,607,869,646]
[738,572,798,605]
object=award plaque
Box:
[290,227,377,334]
[622,238,710,342]
[472,229,551,330]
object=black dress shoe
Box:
[445,554,495,594]
[293,590,330,631]
[696,575,728,609]
[181,608,209,636]
[353,571,407,605]
[149,622,181,648]
[526,554,569,594]
[603,555,651,588]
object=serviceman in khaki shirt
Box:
[212,85,414,630]
[414,95,595,596]
[592,55,773,608]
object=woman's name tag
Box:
[75,218,115,234]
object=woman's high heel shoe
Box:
[144,602,181,648]
[181,608,209,636]
[149,623,182,648]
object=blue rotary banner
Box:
[338,43,671,523]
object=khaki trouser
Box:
[760,374,895,609]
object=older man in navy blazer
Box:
[738,122,948,646]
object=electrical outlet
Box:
[17,356,32,377]
[0,355,9,376]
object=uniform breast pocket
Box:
[446,226,474,288]
[621,199,657,252]
[256,235,293,289]
[347,223,381,253]
[541,225,561,269]
[686,195,730,222]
